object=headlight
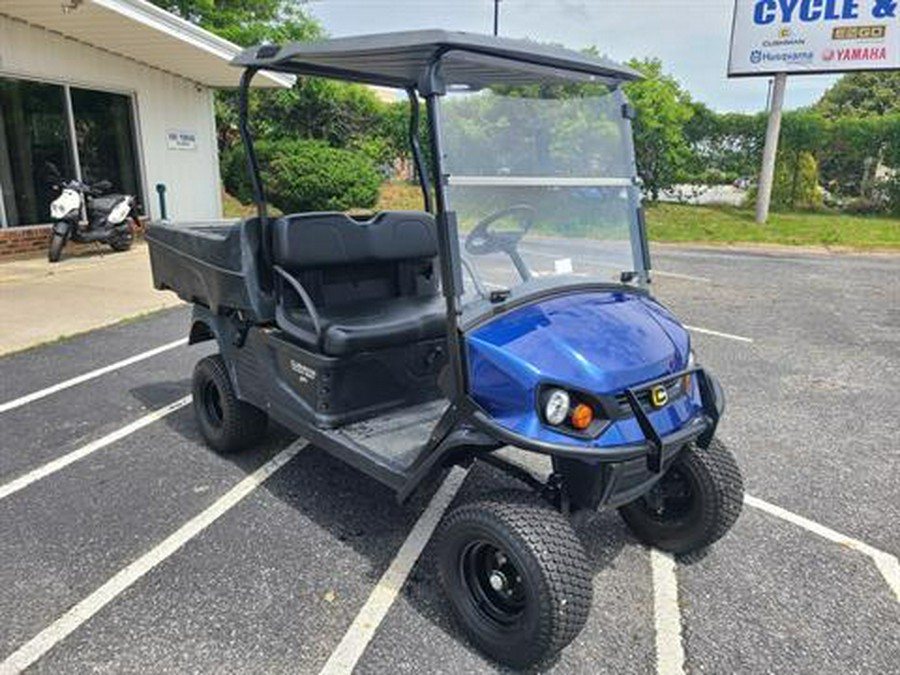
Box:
[543,389,570,426]
[688,350,696,368]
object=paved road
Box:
[0,245,897,674]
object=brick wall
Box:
[0,220,148,260]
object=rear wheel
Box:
[436,490,592,669]
[108,219,135,252]
[192,355,267,454]
[619,439,743,554]
[48,232,67,262]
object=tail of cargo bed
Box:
[145,219,274,321]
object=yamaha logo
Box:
[650,385,668,408]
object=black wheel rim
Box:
[459,540,526,627]
[202,380,224,428]
[641,465,698,523]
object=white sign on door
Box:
[166,129,198,151]
[728,0,899,76]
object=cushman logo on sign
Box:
[729,0,898,75]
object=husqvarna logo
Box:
[650,385,668,408]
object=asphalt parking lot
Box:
[1,245,898,674]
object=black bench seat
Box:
[271,211,446,356]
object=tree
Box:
[148,1,320,46]
[147,1,325,153]
[815,72,900,119]
[623,59,695,200]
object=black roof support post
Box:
[423,56,467,402]
[238,67,274,291]
[406,87,433,213]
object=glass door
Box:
[70,88,142,202]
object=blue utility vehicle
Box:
[146,31,743,668]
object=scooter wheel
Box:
[436,490,592,669]
[108,235,132,252]
[618,439,744,554]
[109,220,135,252]
[192,354,267,454]
[48,233,66,263]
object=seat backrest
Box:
[272,211,437,269]
[271,211,439,308]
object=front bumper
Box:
[471,367,725,510]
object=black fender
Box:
[188,304,236,353]
[189,318,215,345]
[396,424,501,503]
[188,305,253,403]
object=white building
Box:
[0,0,291,242]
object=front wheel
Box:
[436,490,593,669]
[192,355,267,454]
[619,439,744,554]
[48,232,68,263]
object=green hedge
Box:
[222,139,381,213]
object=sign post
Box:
[728,0,898,222]
[755,72,787,224]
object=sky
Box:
[305,0,840,113]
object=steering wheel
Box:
[464,204,536,256]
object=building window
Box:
[0,78,74,227]
[0,76,143,227]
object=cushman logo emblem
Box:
[650,385,668,408]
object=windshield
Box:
[440,85,647,306]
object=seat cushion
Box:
[284,295,446,356]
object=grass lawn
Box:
[221,190,282,219]
[228,182,900,250]
[646,203,900,250]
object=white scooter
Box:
[48,173,139,262]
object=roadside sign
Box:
[728,0,899,76]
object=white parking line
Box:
[0,442,305,675]
[653,270,712,284]
[684,325,754,344]
[319,466,468,675]
[0,338,188,414]
[0,396,192,503]
[746,494,900,602]
[650,549,685,675]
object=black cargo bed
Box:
[145,219,273,320]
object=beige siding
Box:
[0,14,221,221]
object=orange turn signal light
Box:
[570,403,594,430]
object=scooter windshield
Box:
[440,86,646,305]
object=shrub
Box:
[268,141,381,213]
[843,197,886,215]
[866,174,900,217]
[221,139,381,213]
[746,150,823,211]
[885,175,900,217]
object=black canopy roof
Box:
[231,30,640,90]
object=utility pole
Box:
[493,0,501,36]
[755,72,786,224]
